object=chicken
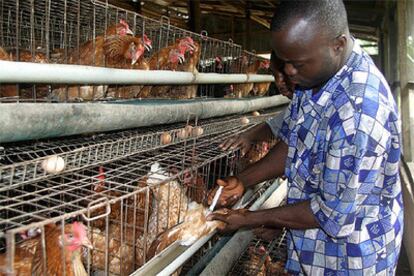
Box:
[52,34,151,101]
[51,19,134,63]
[91,166,152,232]
[86,167,152,274]
[252,60,272,96]
[238,245,269,276]
[232,57,265,98]
[135,162,188,266]
[106,34,152,99]
[0,222,92,276]
[147,201,225,258]
[0,47,17,98]
[139,37,195,98]
[182,170,206,204]
[106,19,134,36]
[9,50,48,63]
[87,223,140,275]
[240,140,279,171]
[266,260,289,276]
[171,39,201,99]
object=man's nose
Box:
[284,63,297,77]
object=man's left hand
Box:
[206,208,250,232]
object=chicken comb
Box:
[258,245,267,254]
[119,19,129,27]
[143,34,152,48]
[261,60,270,69]
[72,221,87,238]
[184,36,195,45]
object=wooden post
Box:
[244,2,251,51]
[132,1,141,14]
[397,0,413,161]
[188,0,201,33]
[230,16,235,41]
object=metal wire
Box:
[228,229,288,276]
[0,109,283,275]
[0,108,284,187]
[0,0,271,102]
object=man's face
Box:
[269,58,294,99]
[271,18,343,90]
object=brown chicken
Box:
[240,140,279,171]
[0,47,17,98]
[181,170,207,204]
[52,34,151,101]
[86,168,152,275]
[87,223,141,275]
[0,222,92,276]
[171,39,201,99]
[139,37,195,98]
[9,50,48,63]
[266,260,289,276]
[106,34,152,99]
[51,19,134,63]
[91,166,152,231]
[239,246,269,276]
[232,58,267,98]
[253,60,272,96]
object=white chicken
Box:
[136,162,188,266]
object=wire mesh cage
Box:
[0,0,272,102]
[228,230,289,276]
[0,107,281,275]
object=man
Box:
[207,0,403,275]
[220,50,294,157]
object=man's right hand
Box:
[207,176,245,208]
[219,134,253,157]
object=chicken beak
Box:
[178,54,185,64]
[126,28,134,35]
[82,236,93,249]
[144,43,152,52]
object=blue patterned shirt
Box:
[278,40,403,275]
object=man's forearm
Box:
[243,200,319,229]
[244,122,274,143]
[238,140,288,188]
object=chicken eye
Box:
[67,233,74,240]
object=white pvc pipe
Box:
[0,60,274,84]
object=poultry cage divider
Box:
[0,96,290,143]
[0,60,274,85]
[132,179,281,276]
[199,180,288,276]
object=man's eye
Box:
[293,63,304,69]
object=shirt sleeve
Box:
[277,101,294,145]
[265,108,287,138]
[310,111,386,238]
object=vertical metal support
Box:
[397,0,413,161]
[188,0,201,33]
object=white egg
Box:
[161,132,172,145]
[241,117,250,125]
[192,126,204,137]
[41,155,65,174]
[177,128,189,139]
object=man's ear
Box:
[333,34,347,54]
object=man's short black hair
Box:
[271,0,348,38]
